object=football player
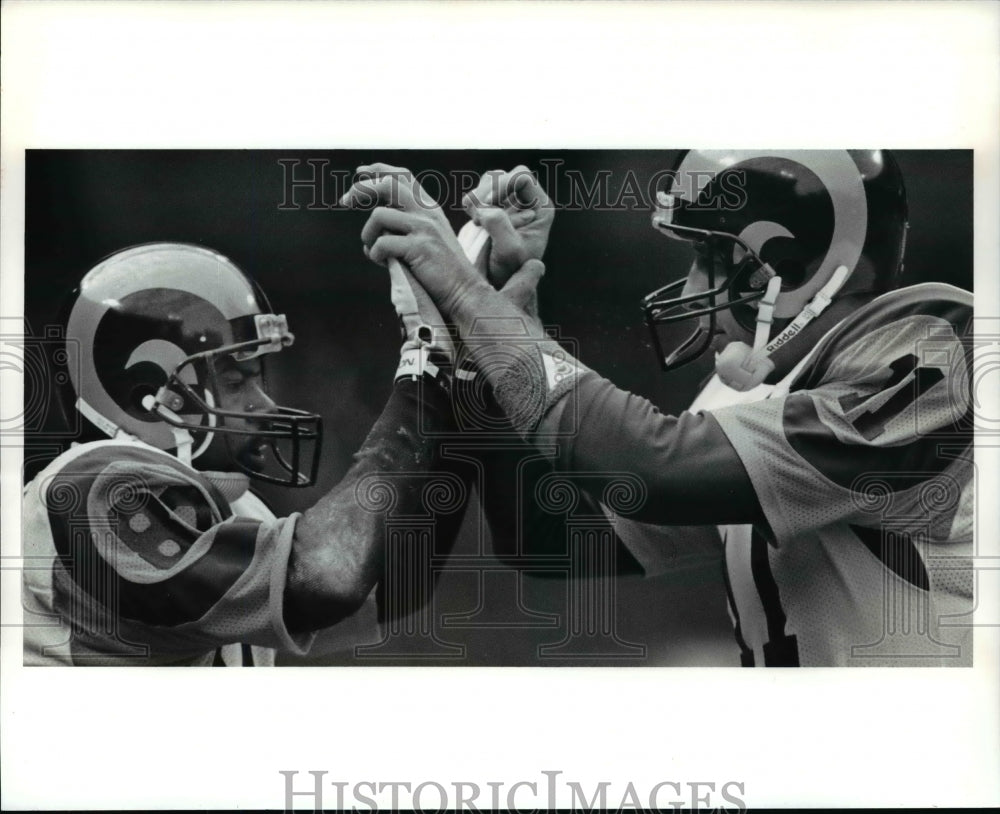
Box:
[22,242,465,665]
[343,152,974,667]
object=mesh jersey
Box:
[563,283,974,666]
[702,283,974,666]
[22,439,376,666]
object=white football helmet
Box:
[63,243,322,486]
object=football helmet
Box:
[63,243,322,486]
[642,150,909,374]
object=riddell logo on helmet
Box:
[769,326,803,349]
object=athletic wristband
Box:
[454,362,478,383]
[490,343,585,436]
[395,344,440,381]
[394,343,455,399]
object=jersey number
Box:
[785,353,951,489]
[840,354,944,441]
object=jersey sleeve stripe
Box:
[782,391,970,490]
[43,445,262,627]
[50,511,262,627]
[795,283,973,392]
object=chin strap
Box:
[78,394,200,466]
[189,390,218,460]
[752,274,783,353]
[142,394,195,466]
[716,265,850,391]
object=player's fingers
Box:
[463,170,543,225]
[478,207,528,277]
[356,162,413,181]
[507,208,538,229]
[357,164,444,213]
[341,174,416,211]
[507,165,550,208]
[465,166,548,216]
[367,234,412,267]
[462,170,506,218]
[340,176,381,209]
[360,207,415,248]
[462,196,481,225]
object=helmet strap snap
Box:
[715,275,781,391]
[189,389,218,460]
[715,265,850,391]
[715,342,776,392]
[142,394,195,466]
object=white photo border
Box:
[2,1,998,809]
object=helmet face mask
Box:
[643,150,908,373]
[65,243,323,487]
[642,219,776,371]
[153,346,322,488]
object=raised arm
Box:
[285,373,460,632]
[340,165,762,531]
[286,223,468,633]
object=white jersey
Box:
[584,283,974,666]
[702,285,973,666]
[22,438,377,666]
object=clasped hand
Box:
[341,163,553,323]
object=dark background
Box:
[23,150,974,665]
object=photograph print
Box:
[20,148,975,668]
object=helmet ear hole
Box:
[773,258,808,289]
[110,359,168,422]
[129,383,161,419]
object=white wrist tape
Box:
[395,344,440,382]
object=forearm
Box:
[449,282,762,527]
[449,280,585,437]
[452,373,566,561]
[449,279,552,354]
[285,377,456,632]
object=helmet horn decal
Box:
[64,242,323,486]
[677,150,868,316]
[644,150,906,374]
[125,339,199,385]
[735,220,795,264]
